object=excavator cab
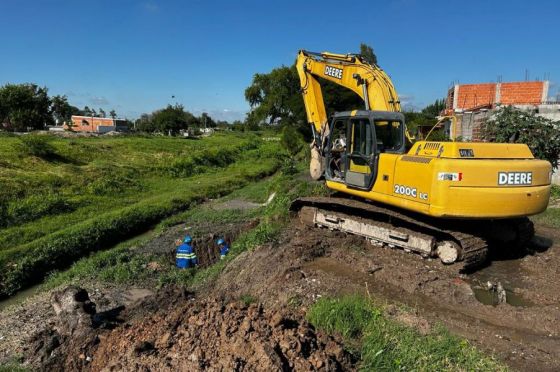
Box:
[325,110,406,190]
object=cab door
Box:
[345,117,378,190]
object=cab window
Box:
[375,120,403,152]
[349,118,373,165]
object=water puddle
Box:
[471,285,533,307]
[0,283,42,312]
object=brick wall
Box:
[500,82,544,105]
[446,87,454,111]
[455,111,491,141]
[68,116,115,132]
[450,81,546,111]
[456,83,496,110]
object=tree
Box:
[150,104,192,133]
[245,65,304,126]
[359,43,378,65]
[98,108,106,118]
[403,98,446,138]
[109,109,117,119]
[135,113,153,132]
[83,106,92,116]
[50,95,77,125]
[481,106,560,169]
[0,83,53,131]
[200,112,215,128]
[421,98,446,118]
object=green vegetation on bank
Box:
[43,168,329,291]
[307,295,506,371]
[0,132,284,297]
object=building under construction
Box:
[443,80,559,140]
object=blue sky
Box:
[0,0,557,121]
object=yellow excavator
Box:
[290,50,552,268]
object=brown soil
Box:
[208,221,560,371]
[16,286,353,371]
[90,297,353,371]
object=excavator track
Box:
[290,196,489,270]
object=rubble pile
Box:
[91,299,354,371]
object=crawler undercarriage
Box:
[290,196,534,270]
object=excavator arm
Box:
[295,50,402,134]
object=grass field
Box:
[0,131,285,297]
[42,168,328,291]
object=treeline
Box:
[243,43,379,136]
[134,104,230,133]
[0,83,233,134]
[0,83,123,132]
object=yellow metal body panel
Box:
[327,142,552,219]
[412,141,534,159]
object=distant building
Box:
[442,81,560,140]
[65,116,129,133]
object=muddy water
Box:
[471,286,533,307]
[468,258,534,307]
[0,283,42,312]
[0,229,156,312]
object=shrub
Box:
[481,106,560,168]
[280,125,305,156]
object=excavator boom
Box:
[296,50,401,133]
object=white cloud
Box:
[90,96,110,106]
[141,1,159,12]
[399,94,419,111]
[192,108,247,123]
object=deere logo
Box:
[498,172,532,186]
[324,66,343,79]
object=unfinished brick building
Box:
[443,80,559,140]
[64,116,128,133]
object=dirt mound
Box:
[90,299,354,371]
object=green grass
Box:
[531,184,560,228]
[307,295,506,371]
[0,133,263,250]
[0,354,27,372]
[532,208,560,228]
[0,132,286,298]
[550,184,560,199]
[0,364,28,372]
[42,169,330,292]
